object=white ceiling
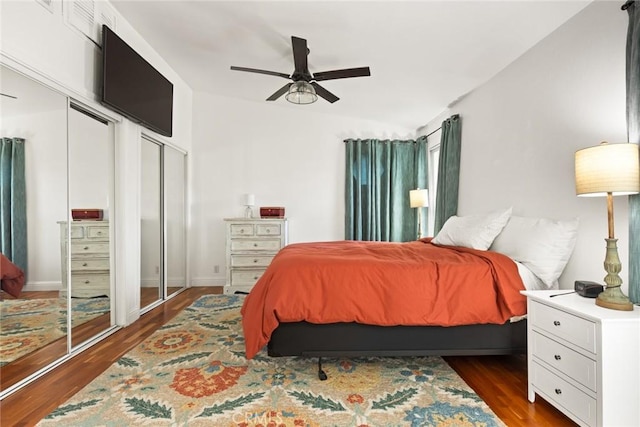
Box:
[110,0,591,130]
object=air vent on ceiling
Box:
[64,0,116,46]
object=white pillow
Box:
[490,216,579,288]
[432,207,512,250]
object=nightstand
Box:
[223,218,288,294]
[521,290,640,427]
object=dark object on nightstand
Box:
[575,280,604,298]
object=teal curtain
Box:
[0,137,28,273]
[626,1,640,303]
[345,137,427,242]
[433,115,462,233]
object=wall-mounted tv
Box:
[101,25,173,137]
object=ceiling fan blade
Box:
[313,67,371,81]
[291,36,309,75]
[230,66,290,79]
[311,82,339,103]
[266,83,291,101]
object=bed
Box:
[241,210,579,379]
[0,254,25,298]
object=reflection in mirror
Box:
[164,146,186,298]
[67,106,114,348]
[140,137,162,310]
[0,65,69,392]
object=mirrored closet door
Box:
[0,65,115,395]
[140,138,187,312]
[164,145,187,298]
[140,137,163,310]
[67,104,115,348]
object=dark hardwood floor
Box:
[1,287,576,427]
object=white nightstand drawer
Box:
[256,224,281,236]
[532,361,596,426]
[231,269,266,285]
[532,331,597,391]
[69,226,85,239]
[231,255,275,267]
[530,300,596,353]
[231,239,282,252]
[230,224,255,236]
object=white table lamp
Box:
[410,188,429,239]
[575,141,640,311]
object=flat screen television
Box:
[101,25,173,137]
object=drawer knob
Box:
[253,259,258,263]
[83,263,88,267]
[553,320,561,326]
[253,243,258,247]
[84,246,90,250]
[254,276,259,280]
[240,229,245,233]
[84,280,90,284]
[554,388,562,395]
[554,354,561,361]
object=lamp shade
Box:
[410,189,429,208]
[575,142,640,197]
[244,193,255,206]
[285,81,318,105]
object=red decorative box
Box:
[260,207,285,218]
[72,209,103,221]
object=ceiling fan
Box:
[230,36,371,104]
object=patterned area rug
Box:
[0,297,110,366]
[38,295,504,426]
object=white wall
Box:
[442,2,628,290]
[1,107,67,288]
[190,93,414,285]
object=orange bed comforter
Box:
[241,239,526,359]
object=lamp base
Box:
[596,293,633,311]
[597,238,633,311]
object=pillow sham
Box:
[490,215,579,288]
[432,207,512,250]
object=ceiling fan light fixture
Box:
[285,81,318,105]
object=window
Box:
[427,130,441,237]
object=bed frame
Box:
[267,320,527,379]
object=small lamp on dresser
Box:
[409,188,429,240]
[244,193,255,218]
[574,141,640,311]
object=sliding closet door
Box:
[67,105,115,348]
[164,146,187,298]
[140,137,162,310]
[0,65,69,394]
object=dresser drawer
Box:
[532,331,596,391]
[70,258,110,271]
[71,242,110,255]
[70,273,110,289]
[86,226,109,240]
[230,239,282,252]
[532,362,597,426]
[231,255,275,267]
[530,301,596,353]
[231,269,266,285]
[69,226,85,239]
[256,224,282,236]
[230,224,255,236]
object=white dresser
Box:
[522,290,640,427]
[224,218,288,295]
[59,221,111,298]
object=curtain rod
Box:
[622,1,633,10]
[343,127,443,143]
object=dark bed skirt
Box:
[267,319,527,358]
